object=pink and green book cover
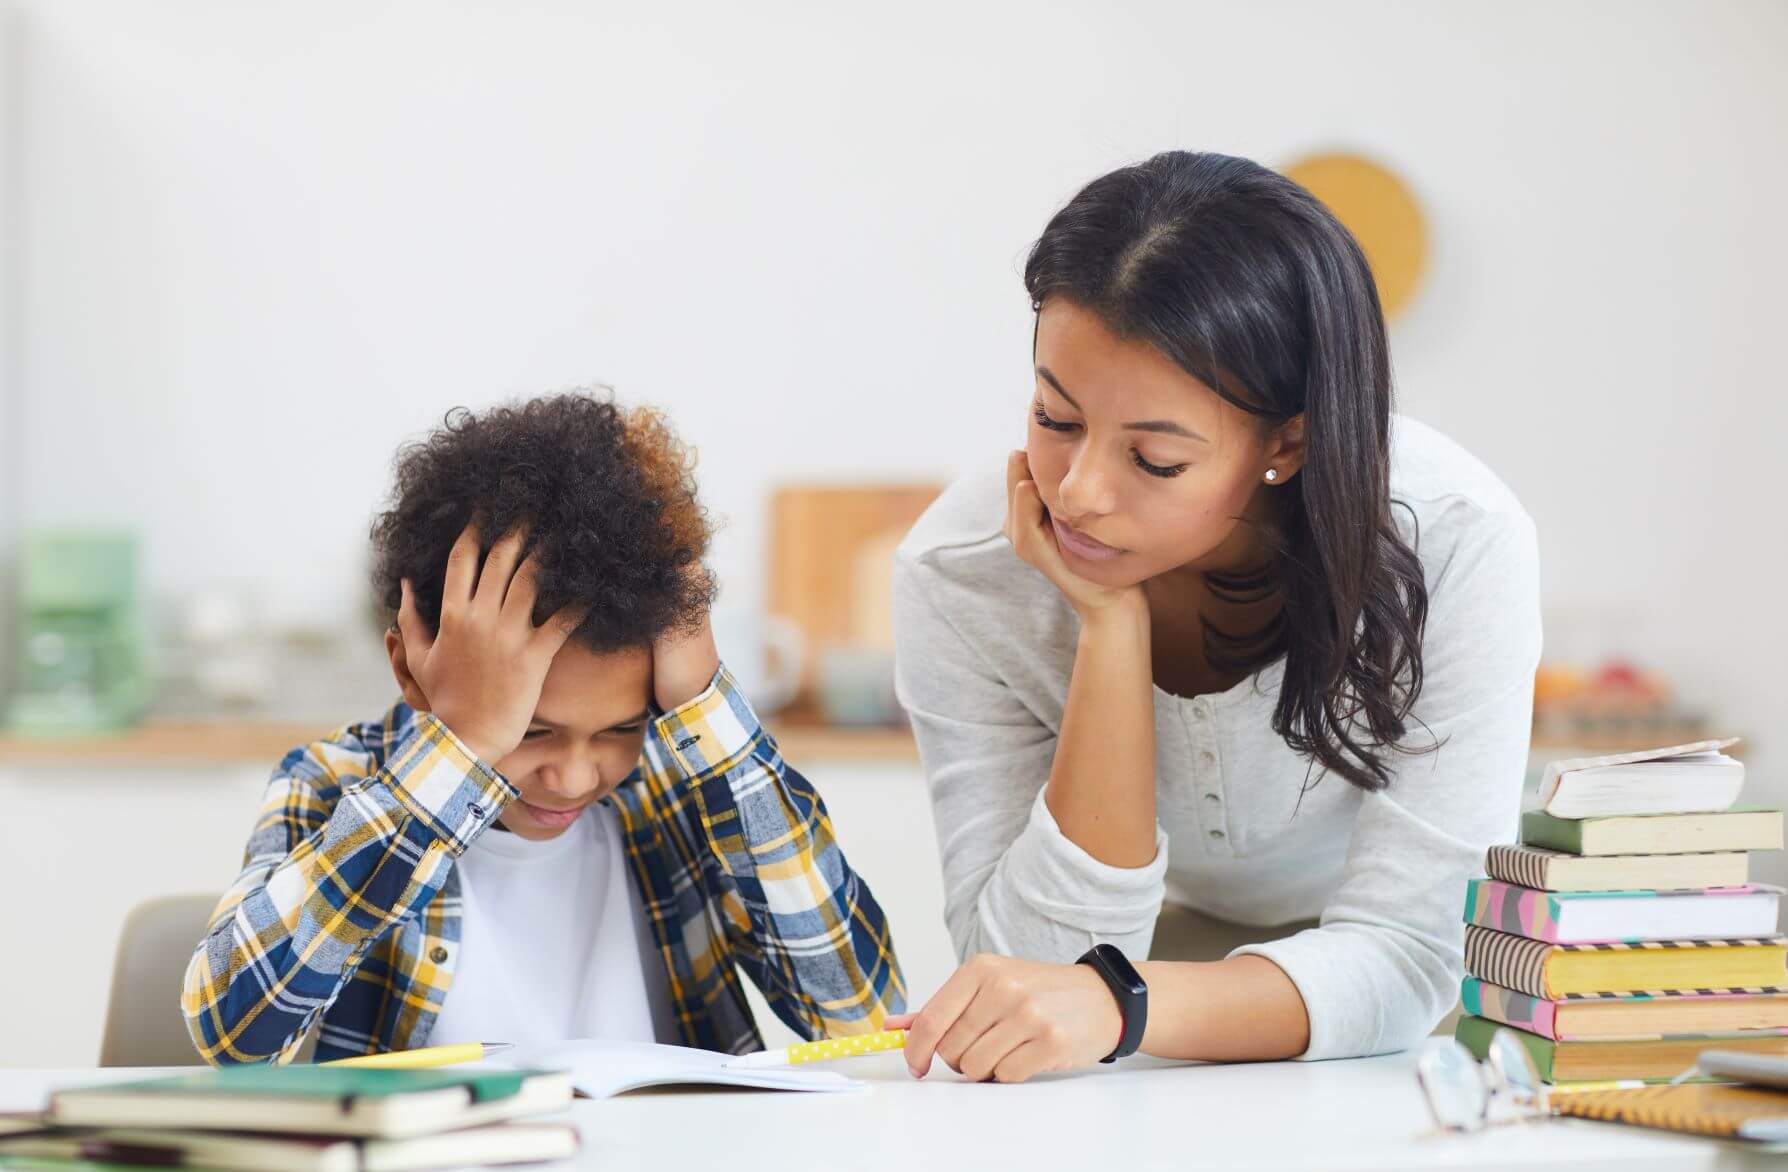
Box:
[1462,976,1563,1036]
[1463,878,1781,944]
[1460,977,1788,1040]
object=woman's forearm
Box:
[1042,598,1159,867]
[1136,955,1311,1061]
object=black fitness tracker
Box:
[1077,943,1148,1063]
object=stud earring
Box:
[1264,468,1279,483]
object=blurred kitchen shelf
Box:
[0,714,918,767]
[0,722,345,766]
[0,720,1729,772]
[771,702,917,763]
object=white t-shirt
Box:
[429,802,677,1050]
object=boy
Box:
[182,393,904,1063]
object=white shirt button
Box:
[1208,828,1225,840]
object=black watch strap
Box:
[1077,943,1147,1063]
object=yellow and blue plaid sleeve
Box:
[649,665,906,1040]
[181,711,515,1065]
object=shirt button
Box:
[1200,749,1217,766]
[468,803,485,819]
[429,945,449,964]
[1208,828,1226,840]
[1203,793,1221,806]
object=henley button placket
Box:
[1191,700,1229,850]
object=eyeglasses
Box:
[1416,1029,1551,1133]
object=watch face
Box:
[1095,944,1146,994]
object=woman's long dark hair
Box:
[1024,150,1430,793]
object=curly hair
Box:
[370,391,716,653]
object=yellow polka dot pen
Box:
[723,1029,910,1069]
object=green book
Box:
[0,1120,579,1170]
[1456,1014,1559,1082]
[47,1066,574,1140]
[1455,1014,1788,1084]
[1521,807,1784,857]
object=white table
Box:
[1,1054,1773,1171]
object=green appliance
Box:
[7,530,150,734]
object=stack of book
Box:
[1455,739,1788,1084]
[0,1065,579,1171]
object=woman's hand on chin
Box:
[885,953,1123,1084]
[1004,450,1143,621]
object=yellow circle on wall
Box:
[1282,152,1428,319]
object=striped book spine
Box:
[1463,925,1787,999]
[1486,843,1552,889]
[1465,925,1558,997]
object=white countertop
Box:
[2,1052,1770,1171]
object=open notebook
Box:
[499,1040,867,1098]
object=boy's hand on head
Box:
[651,590,721,713]
[395,523,586,765]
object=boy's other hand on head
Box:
[392,522,586,765]
[651,580,720,712]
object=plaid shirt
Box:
[181,666,905,1064]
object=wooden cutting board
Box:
[769,484,943,698]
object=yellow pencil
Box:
[724,1030,909,1069]
[323,1042,511,1069]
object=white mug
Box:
[709,609,806,715]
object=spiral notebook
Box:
[1553,1082,1788,1144]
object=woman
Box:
[885,151,1539,1082]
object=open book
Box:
[1537,739,1744,818]
[501,1040,867,1098]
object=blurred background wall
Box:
[1,0,1785,1064]
[0,4,18,714]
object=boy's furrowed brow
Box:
[530,708,653,732]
